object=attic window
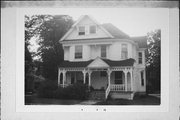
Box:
[78,26,85,35]
[89,25,96,34]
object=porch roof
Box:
[59,58,135,68]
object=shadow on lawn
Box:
[25,94,160,105]
[94,95,160,105]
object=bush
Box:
[54,83,89,100]
[37,79,58,98]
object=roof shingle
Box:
[59,58,135,68]
[101,23,130,39]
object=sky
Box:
[28,8,169,55]
[53,8,168,36]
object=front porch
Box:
[58,67,134,100]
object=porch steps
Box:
[109,91,134,100]
[89,91,105,100]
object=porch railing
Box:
[110,84,125,91]
[105,85,110,99]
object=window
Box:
[100,71,106,77]
[101,46,106,58]
[115,71,123,84]
[141,71,144,86]
[78,26,85,35]
[89,25,96,34]
[138,52,143,64]
[75,45,82,59]
[121,44,128,59]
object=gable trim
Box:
[60,15,114,41]
[87,57,109,68]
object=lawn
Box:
[25,94,160,105]
[94,95,160,105]
[25,94,83,105]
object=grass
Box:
[94,94,160,105]
[25,94,160,105]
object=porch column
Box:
[82,70,87,84]
[58,68,61,87]
[130,69,133,91]
[107,69,112,86]
[62,70,67,88]
[124,70,128,91]
[88,71,92,86]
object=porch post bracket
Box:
[82,69,87,84]
[62,69,67,88]
[58,68,62,87]
[130,69,133,91]
[107,69,112,86]
[88,70,92,87]
[123,70,128,91]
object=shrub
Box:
[54,83,90,100]
[37,79,58,98]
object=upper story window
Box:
[101,46,106,58]
[138,52,143,64]
[75,45,82,59]
[78,26,85,35]
[89,25,96,34]
[121,44,128,59]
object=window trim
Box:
[75,45,83,59]
[101,45,107,58]
[78,26,85,35]
[121,44,128,59]
[138,52,143,64]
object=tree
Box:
[146,29,161,92]
[36,15,74,80]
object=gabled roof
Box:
[59,58,135,68]
[87,57,109,68]
[60,15,113,41]
[101,23,130,39]
[130,36,147,48]
[60,15,147,49]
[59,60,93,68]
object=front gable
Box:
[60,15,113,41]
[87,57,109,68]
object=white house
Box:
[58,15,147,100]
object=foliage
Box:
[36,15,74,79]
[37,80,58,98]
[54,83,90,100]
[146,29,161,92]
[37,81,89,100]
[25,15,74,80]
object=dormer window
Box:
[78,26,85,35]
[89,25,96,34]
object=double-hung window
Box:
[121,44,128,59]
[101,45,106,58]
[138,52,143,64]
[75,45,82,59]
[78,26,85,35]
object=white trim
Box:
[87,57,109,68]
[59,15,114,41]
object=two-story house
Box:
[58,15,147,100]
